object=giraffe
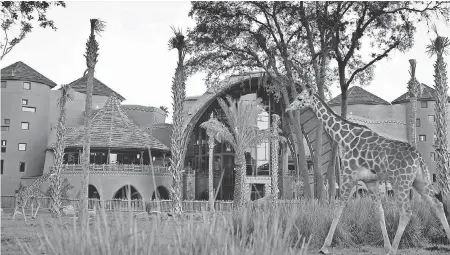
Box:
[286,84,450,255]
[12,172,56,221]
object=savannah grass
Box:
[19,196,449,255]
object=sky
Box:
[1,1,450,121]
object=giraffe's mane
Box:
[314,95,370,130]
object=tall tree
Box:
[407,60,422,149]
[168,27,188,216]
[1,1,66,60]
[79,19,105,227]
[300,2,450,199]
[206,112,215,211]
[49,84,73,218]
[427,27,450,213]
[188,2,316,198]
[407,59,422,200]
[270,114,283,205]
[201,96,277,210]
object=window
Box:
[418,135,426,141]
[1,140,6,146]
[19,162,25,172]
[23,82,31,90]
[21,122,29,130]
[1,160,3,174]
[1,140,5,153]
[1,81,6,88]
[4,119,10,125]
[421,101,428,108]
[1,126,9,131]
[22,106,36,112]
[428,115,435,122]
[433,174,436,183]
[431,152,435,160]
[416,118,420,127]
[18,143,27,151]
[22,99,28,105]
[1,147,5,153]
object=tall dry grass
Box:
[19,197,448,255]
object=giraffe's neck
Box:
[310,95,366,146]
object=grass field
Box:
[1,197,450,255]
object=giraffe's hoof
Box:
[319,247,330,254]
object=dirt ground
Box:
[1,209,450,255]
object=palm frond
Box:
[90,19,106,36]
[168,26,186,51]
[57,84,74,106]
[426,26,450,57]
[200,118,236,148]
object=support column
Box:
[78,149,82,164]
[107,149,111,164]
[140,151,144,165]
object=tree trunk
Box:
[271,115,280,205]
[314,124,325,199]
[208,131,215,211]
[409,97,418,200]
[49,88,70,218]
[433,53,450,219]
[326,141,338,200]
[147,145,161,212]
[233,153,247,210]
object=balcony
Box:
[51,164,171,176]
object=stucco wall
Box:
[1,80,51,194]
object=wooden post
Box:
[140,151,144,165]
[107,149,111,164]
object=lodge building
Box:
[1,61,447,200]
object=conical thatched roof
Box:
[391,83,450,104]
[65,75,125,101]
[50,95,169,151]
[1,61,57,88]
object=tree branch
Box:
[345,40,400,87]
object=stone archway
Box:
[151,186,170,200]
[113,185,142,200]
[182,74,333,198]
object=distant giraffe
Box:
[286,84,450,255]
[12,172,56,221]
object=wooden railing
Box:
[50,164,171,174]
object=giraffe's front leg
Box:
[366,181,391,252]
[388,189,412,255]
[22,205,27,221]
[320,173,355,254]
[32,199,41,219]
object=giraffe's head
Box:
[285,84,316,112]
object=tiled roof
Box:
[49,95,169,151]
[1,61,57,88]
[64,75,125,101]
[391,83,450,104]
[328,86,391,106]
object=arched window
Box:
[151,186,170,200]
[113,185,142,200]
[88,184,101,199]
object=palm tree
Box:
[206,112,216,211]
[426,27,450,209]
[49,84,74,218]
[407,59,422,200]
[200,96,276,210]
[168,27,188,216]
[80,19,106,226]
[160,106,169,116]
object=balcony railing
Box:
[51,164,171,175]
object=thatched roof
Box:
[328,86,390,107]
[1,61,57,88]
[65,75,125,101]
[391,83,450,104]
[49,95,169,151]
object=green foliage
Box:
[0,1,66,59]
[45,178,74,199]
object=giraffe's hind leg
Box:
[366,181,392,252]
[32,198,41,219]
[320,173,355,254]
[413,175,450,243]
[388,181,413,255]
